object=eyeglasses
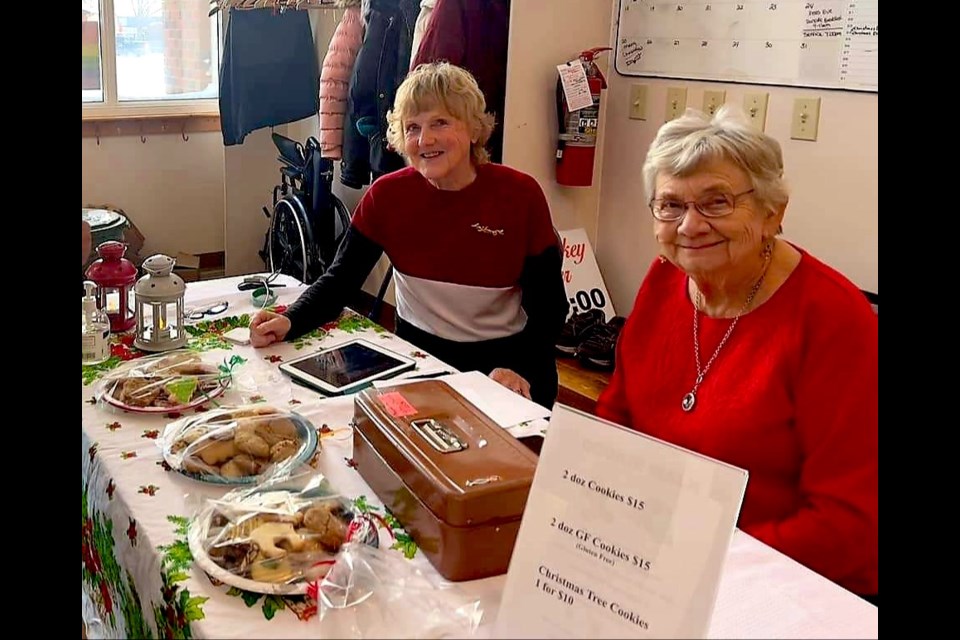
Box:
[649,188,755,222]
[187,301,229,321]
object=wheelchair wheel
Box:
[322,195,352,270]
[268,195,315,283]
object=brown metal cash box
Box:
[352,380,538,581]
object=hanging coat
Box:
[413,0,511,163]
[219,8,319,146]
[410,0,437,65]
[318,0,365,159]
[340,0,420,189]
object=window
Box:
[82,1,221,118]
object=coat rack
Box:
[81,116,220,145]
[209,0,337,13]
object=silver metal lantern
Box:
[133,254,187,352]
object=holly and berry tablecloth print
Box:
[81,276,510,639]
[81,275,882,640]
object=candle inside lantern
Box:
[134,255,186,352]
[84,241,138,333]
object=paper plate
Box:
[163,412,319,485]
[188,516,313,596]
[188,492,368,596]
[100,376,230,414]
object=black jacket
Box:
[340,0,420,189]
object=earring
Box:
[761,239,774,260]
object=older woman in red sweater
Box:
[597,106,877,603]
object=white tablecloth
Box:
[81,274,877,639]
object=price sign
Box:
[559,228,615,320]
[494,405,748,639]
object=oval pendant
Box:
[682,392,696,412]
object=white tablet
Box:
[278,338,417,396]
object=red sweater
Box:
[352,164,558,288]
[597,252,878,595]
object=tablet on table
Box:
[279,338,417,396]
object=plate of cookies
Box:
[97,351,230,414]
[161,405,319,485]
[187,473,378,595]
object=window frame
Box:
[82,0,221,121]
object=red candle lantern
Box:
[85,241,138,332]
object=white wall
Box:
[595,75,879,316]
[502,0,614,246]
[81,132,225,258]
[503,1,878,316]
[222,126,282,275]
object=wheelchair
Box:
[260,133,351,284]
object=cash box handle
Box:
[411,418,468,454]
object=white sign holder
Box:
[495,405,748,639]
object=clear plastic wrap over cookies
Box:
[160,405,320,484]
[94,350,243,413]
[314,543,484,639]
[187,468,379,595]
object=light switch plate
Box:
[703,90,726,116]
[665,87,687,121]
[743,93,769,131]
[629,84,648,120]
[791,97,821,141]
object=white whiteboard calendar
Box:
[615,0,878,92]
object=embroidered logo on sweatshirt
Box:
[471,223,504,236]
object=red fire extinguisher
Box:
[556,47,611,187]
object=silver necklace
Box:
[681,268,768,412]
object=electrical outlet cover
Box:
[665,87,688,121]
[703,90,726,116]
[629,84,648,120]
[791,97,821,141]
[743,93,769,131]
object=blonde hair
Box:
[386,62,496,166]
[643,105,789,215]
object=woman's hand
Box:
[489,368,532,400]
[249,310,292,348]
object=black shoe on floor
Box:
[555,308,606,356]
[576,316,626,370]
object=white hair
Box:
[642,105,789,214]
